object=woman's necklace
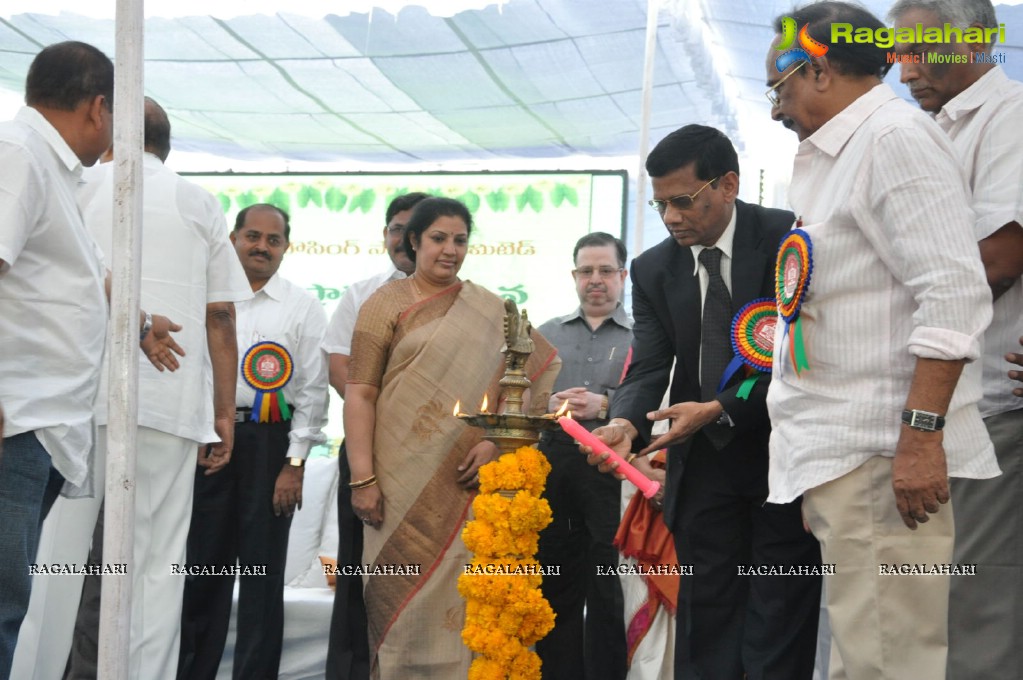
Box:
[410,274,426,299]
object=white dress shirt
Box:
[0,107,107,490]
[935,66,1023,418]
[767,84,998,503]
[236,272,329,460]
[322,263,407,356]
[84,153,252,443]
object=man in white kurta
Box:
[888,2,1023,676]
[763,4,997,678]
[11,98,251,680]
[0,41,115,679]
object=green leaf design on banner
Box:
[551,184,566,207]
[216,193,231,213]
[324,187,347,212]
[237,190,259,210]
[561,184,579,207]
[528,187,544,212]
[361,189,377,214]
[486,190,510,212]
[516,186,544,213]
[267,187,291,214]
[515,190,528,212]
[297,185,323,208]
[459,191,481,213]
[348,189,377,214]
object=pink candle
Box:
[558,416,661,499]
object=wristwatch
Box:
[139,311,153,342]
[287,457,306,468]
[901,409,945,432]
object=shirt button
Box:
[587,357,593,362]
[583,380,591,386]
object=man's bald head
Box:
[144,97,171,161]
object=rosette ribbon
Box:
[775,229,813,376]
[241,341,293,422]
[717,298,778,400]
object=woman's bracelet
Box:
[349,474,378,490]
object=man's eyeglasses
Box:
[573,266,624,280]
[765,59,807,107]
[647,177,719,215]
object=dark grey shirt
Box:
[538,303,633,432]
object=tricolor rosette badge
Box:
[775,229,813,375]
[718,298,778,400]
[241,341,294,422]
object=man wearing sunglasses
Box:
[588,124,822,679]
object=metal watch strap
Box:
[139,311,153,342]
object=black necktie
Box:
[699,247,732,402]
[698,247,736,449]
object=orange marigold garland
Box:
[459,445,556,679]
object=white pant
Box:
[12,426,197,680]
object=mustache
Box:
[249,249,272,259]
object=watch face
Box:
[910,411,937,430]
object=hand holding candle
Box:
[557,414,661,499]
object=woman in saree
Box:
[344,197,559,679]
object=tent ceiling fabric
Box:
[0,1,1021,163]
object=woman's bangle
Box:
[349,475,378,490]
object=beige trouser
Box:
[803,455,954,680]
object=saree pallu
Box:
[361,281,558,679]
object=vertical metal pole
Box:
[633,0,660,258]
[98,0,144,677]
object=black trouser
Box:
[673,433,821,680]
[536,432,627,680]
[178,419,292,680]
[325,440,370,680]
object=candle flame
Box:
[566,410,573,420]
[480,394,489,413]
[554,400,569,417]
[453,400,461,417]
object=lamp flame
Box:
[453,400,461,417]
[554,400,569,417]
[480,394,489,413]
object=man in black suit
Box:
[589,125,821,679]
